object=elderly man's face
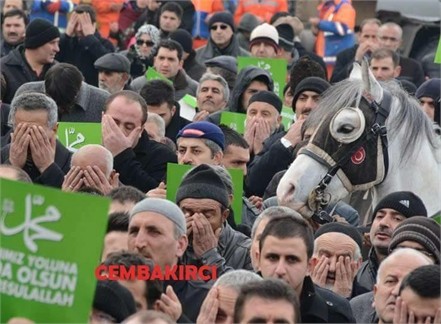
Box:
[98,71,127,94]
[180,198,228,235]
[177,137,222,166]
[246,101,281,134]
[197,80,228,113]
[210,23,234,49]
[311,232,360,289]
[128,211,187,269]
[373,254,432,324]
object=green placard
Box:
[220,111,246,135]
[57,122,102,152]
[145,67,173,85]
[166,163,244,224]
[435,37,441,64]
[0,179,110,322]
[431,211,441,224]
[281,106,295,130]
[237,57,287,99]
[182,94,197,108]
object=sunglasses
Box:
[210,24,228,31]
[136,39,155,46]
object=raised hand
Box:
[29,125,56,173]
[192,213,221,258]
[9,123,31,169]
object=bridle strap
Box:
[306,91,392,220]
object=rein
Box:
[304,91,392,224]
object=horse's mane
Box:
[306,79,440,163]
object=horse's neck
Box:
[374,135,441,216]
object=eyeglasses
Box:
[210,24,228,31]
[136,39,155,47]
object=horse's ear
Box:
[349,59,384,103]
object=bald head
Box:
[71,144,113,178]
[0,164,32,182]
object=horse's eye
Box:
[338,125,355,134]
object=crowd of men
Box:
[1,0,440,323]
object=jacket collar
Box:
[300,276,329,322]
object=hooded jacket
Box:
[196,34,250,63]
[206,66,273,124]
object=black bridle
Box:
[302,91,392,224]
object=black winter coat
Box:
[113,131,177,192]
[56,32,114,87]
[0,46,56,103]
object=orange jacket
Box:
[234,0,288,26]
[91,0,126,38]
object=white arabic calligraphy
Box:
[0,194,63,253]
[64,127,85,152]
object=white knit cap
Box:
[250,23,279,46]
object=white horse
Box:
[277,62,441,218]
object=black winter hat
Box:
[170,29,193,53]
[315,222,363,250]
[371,191,428,221]
[209,11,235,32]
[25,18,60,49]
[415,78,441,125]
[389,216,440,264]
[93,280,136,322]
[248,90,283,113]
[176,164,229,207]
[276,23,295,48]
[292,76,330,111]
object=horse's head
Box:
[278,61,391,219]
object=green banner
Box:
[0,179,110,322]
[220,112,246,135]
[166,163,244,224]
[57,122,102,152]
[435,37,441,64]
[281,106,295,130]
[237,57,287,99]
[145,67,173,85]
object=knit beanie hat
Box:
[248,90,283,113]
[238,13,261,33]
[315,222,363,250]
[24,18,60,49]
[170,29,193,53]
[93,280,136,322]
[250,23,279,52]
[209,11,235,32]
[177,121,225,150]
[389,216,440,264]
[275,23,294,49]
[292,77,330,111]
[130,198,186,236]
[176,164,229,207]
[371,191,428,221]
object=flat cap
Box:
[205,55,237,74]
[94,53,131,73]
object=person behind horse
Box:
[353,191,428,297]
[415,78,441,126]
[369,48,401,82]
